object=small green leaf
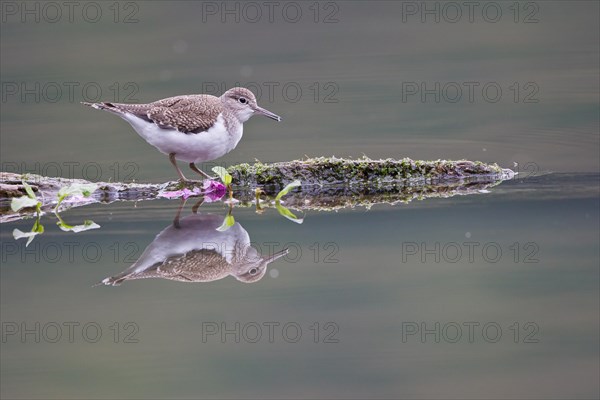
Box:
[57,183,98,198]
[70,220,100,233]
[216,214,235,232]
[275,180,301,201]
[275,202,304,224]
[57,187,72,198]
[11,196,40,212]
[32,219,44,234]
[57,219,100,233]
[55,183,98,210]
[22,181,36,199]
[56,220,74,231]
[13,228,42,247]
[212,166,232,186]
[212,166,227,180]
[81,188,93,197]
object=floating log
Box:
[0,157,514,222]
[228,156,513,187]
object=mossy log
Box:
[227,156,512,187]
[0,157,514,222]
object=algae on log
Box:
[227,157,513,187]
[0,157,514,222]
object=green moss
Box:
[224,156,510,188]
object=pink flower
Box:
[202,180,227,202]
[159,180,226,202]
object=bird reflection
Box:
[99,201,288,286]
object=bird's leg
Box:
[169,153,188,182]
[173,198,187,229]
[189,163,216,180]
[169,154,202,184]
[191,198,204,214]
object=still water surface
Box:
[1,173,598,398]
[1,1,599,398]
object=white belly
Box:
[121,113,243,163]
[130,214,251,274]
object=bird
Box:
[97,212,288,286]
[82,87,281,182]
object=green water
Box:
[1,1,599,399]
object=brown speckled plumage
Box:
[122,249,231,283]
[94,95,223,134]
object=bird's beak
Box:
[254,106,281,122]
[265,248,289,264]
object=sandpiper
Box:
[98,212,288,285]
[82,87,281,181]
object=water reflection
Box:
[98,202,288,286]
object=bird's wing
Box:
[149,249,231,282]
[99,249,231,284]
[96,95,223,134]
[90,96,181,120]
[146,95,222,133]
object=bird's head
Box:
[233,248,289,283]
[221,87,281,123]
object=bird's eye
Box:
[249,267,258,275]
[238,97,247,104]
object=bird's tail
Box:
[81,101,122,114]
[92,275,128,287]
